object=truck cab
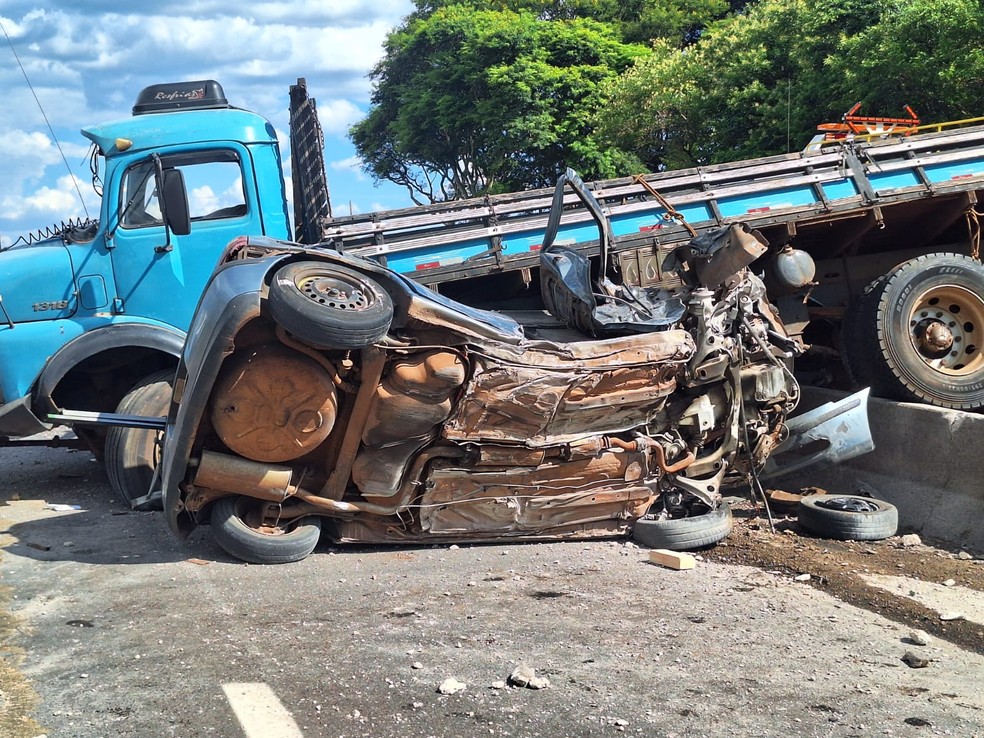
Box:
[0,80,291,501]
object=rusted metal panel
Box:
[443,357,681,445]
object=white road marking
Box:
[222,682,304,738]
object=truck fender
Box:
[36,322,186,407]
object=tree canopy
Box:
[351,6,649,203]
[600,0,984,171]
[352,0,984,202]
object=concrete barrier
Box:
[778,387,984,554]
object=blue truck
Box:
[0,79,330,503]
[2,78,983,506]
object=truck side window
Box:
[120,151,247,230]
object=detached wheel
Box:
[210,495,322,564]
[269,261,393,349]
[632,503,732,551]
[798,494,898,541]
[104,369,173,507]
[843,253,984,409]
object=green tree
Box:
[351,5,649,203]
[600,0,984,171]
[409,0,733,44]
[832,0,984,121]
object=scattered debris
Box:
[490,680,506,690]
[508,665,551,690]
[942,578,956,587]
[939,612,964,622]
[907,630,931,647]
[794,573,812,582]
[438,677,466,695]
[411,662,424,670]
[958,551,974,561]
[900,534,922,547]
[904,717,932,727]
[648,549,697,571]
[901,651,930,669]
[764,489,805,514]
[65,620,94,628]
[44,503,82,512]
[26,542,50,552]
[186,558,210,566]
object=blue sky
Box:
[0,0,416,246]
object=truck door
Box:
[109,148,253,330]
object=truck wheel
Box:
[104,369,174,507]
[269,262,393,349]
[632,503,732,550]
[845,253,984,409]
[840,275,885,390]
[798,494,898,540]
[210,495,322,564]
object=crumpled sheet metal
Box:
[419,453,655,535]
[444,359,680,445]
[443,329,695,445]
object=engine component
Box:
[211,345,338,462]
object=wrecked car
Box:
[161,172,814,564]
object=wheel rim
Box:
[235,497,300,537]
[296,272,374,312]
[815,496,879,513]
[907,284,984,376]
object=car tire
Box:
[269,261,394,349]
[210,495,322,564]
[797,494,898,540]
[843,253,984,409]
[632,503,733,550]
[104,369,174,507]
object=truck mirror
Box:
[161,169,191,236]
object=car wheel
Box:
[269,261,394,349]
[104,369,174,508]
[632,502,733,550]
[210,495,322,564]
[843,253,984,409]
[797,494,898,541]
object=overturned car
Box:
[161,173,827,564]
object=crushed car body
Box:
[160,171,866,563]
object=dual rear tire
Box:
[842,253,984,410]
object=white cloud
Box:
[330,155,366,179]
[314,99,364,135]
[1,173,96,222]
[0,1,415,239]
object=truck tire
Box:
[632,503,732,551]
[104,369,174,507]
[269,262,393,349]
[840,275,886,390]
[210,495,322,564]
[844,253,984,409]
[798,494,898,540]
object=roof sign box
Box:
[132,80,230,116]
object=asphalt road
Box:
[2,444,983,738]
